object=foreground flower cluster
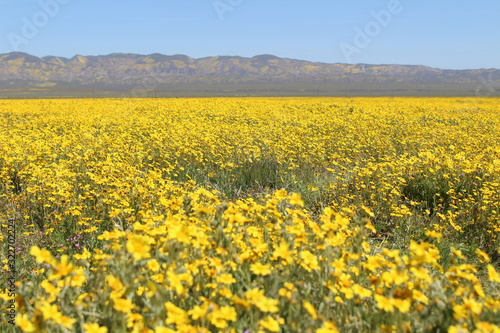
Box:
[0,97,499,332]
[11,188,500,332]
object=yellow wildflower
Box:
[303,300,318,320]
[250,262,271,276]
[30,246,52,263]
[259,316,281,332]
[127,235,151,260]
[83,323,108,333]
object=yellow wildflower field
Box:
[0,97,499,332]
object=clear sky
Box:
[1,0,499,69]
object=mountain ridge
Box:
[1,52,499,97]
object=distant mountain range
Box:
[1,52,499,97]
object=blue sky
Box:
[1,0,499,69]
